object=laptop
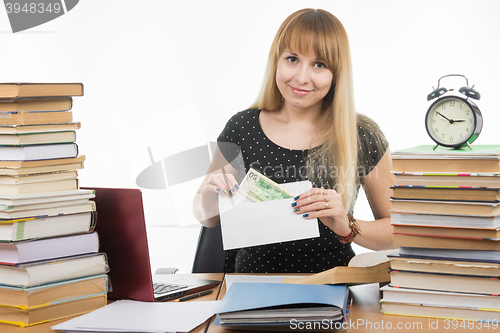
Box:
[82,187,221,302]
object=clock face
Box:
[425,96,476,147]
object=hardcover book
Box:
[0,97,72,112]
[392,224,500,240]
[389,252,500,276]
[0,122,81,134]
[390,198,500,216]
[216,282,349,329]
[0,110,73,125]
[392,186,500,202]
[390,212,500,229]
[0,143,78,161]
[0,83,83,99]
[389,268,500,295]
[0,294,106,327]
[0,131,77,146]
[0,232,99,264]
[391,145,500,173]
[0,155,85,176]
[0,275,107,310]
[0,211,96,242]
[0,253,109,287]
[393,233,500,251]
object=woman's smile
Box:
[289,85,312,96]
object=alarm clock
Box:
[425,74,483,150]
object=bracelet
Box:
[336,214,361,244]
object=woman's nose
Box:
[294,63,309,83]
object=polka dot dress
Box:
[217,109,388,273]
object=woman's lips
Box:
[290,86,312,96]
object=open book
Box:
[282,249,397,285]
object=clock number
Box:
[469,119,473,124]
[450,136,454,143]
[459,134,463,140]
[442,133,445,139]
[466,110,470,115]
[450,101,455,107]
[441,104,446,110]
[434,128,439,133]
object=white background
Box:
[1,0,500,273]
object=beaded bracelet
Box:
[337,214,361,244]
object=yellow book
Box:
[0,275,107,310]
[0,294,106,327]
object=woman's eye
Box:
[286,56,298,63]
[315,62,327,69]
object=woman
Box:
[193,8,395,273]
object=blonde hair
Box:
[252,8,358,211]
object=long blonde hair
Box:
[251,8,358,211]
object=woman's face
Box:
[276,49,333,113]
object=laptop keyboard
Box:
[153,283,188,295]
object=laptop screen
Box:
[83,187,156,302]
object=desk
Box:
[1,273,223,333]
[3,273,493,333]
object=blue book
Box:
[216,282,349,329]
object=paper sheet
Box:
[51,299,220,332]
[219,180,319,250]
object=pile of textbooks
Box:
[381,144,500,322]
[0,83,108,328]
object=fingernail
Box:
[291,202,297,207]
[234,184,240,190]
[216,188,222,192]
[294,208,301,212]
[229,189,235,196]
[302,214,309,218]
[294,196,300,200]
[223,189,229,196]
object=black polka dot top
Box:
[217,109,388,273]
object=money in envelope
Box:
[219,168,319,250]
[238,168,295,202]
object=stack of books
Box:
[381,144,500,322]
[0,83,108,328]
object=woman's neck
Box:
[260,105,326,150]
[277,103,323,127]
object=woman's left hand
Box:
[291,187,352,237]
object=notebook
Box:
[82,187,221,302]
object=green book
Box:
[392,145,500,159]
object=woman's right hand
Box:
[199,173,239,219]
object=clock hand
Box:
[436,112,464,124]
[436,112,452,122]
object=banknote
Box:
[238,168,295,202]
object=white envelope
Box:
[219,180,319,250]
